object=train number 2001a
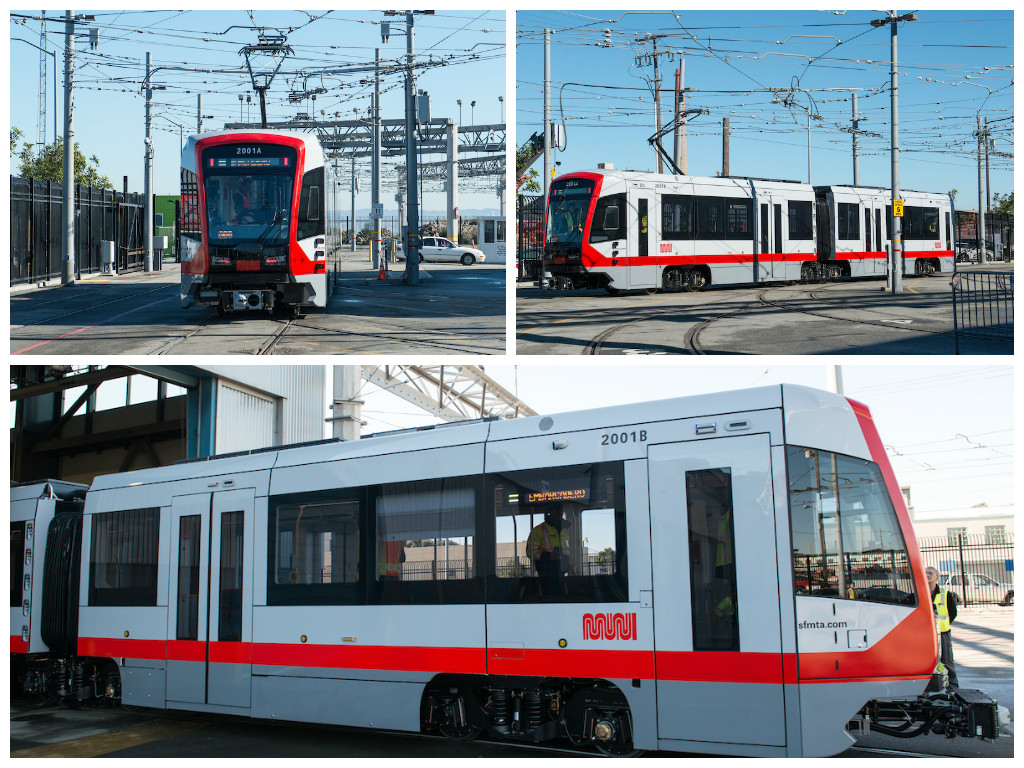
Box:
[601,430,647,446]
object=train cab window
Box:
[297,167,325,241]
[268,494,363,606]
[787,447,917,607]
[904,206,939,240]
[11,522,26,608]
[788,200,814,240]
[88,508,160,607]
[837,202,860,240]
[371,477,480,605]
[662,194,694,240]
[489,462,627,604]
[589,194,627,244]
[685,469,739,651]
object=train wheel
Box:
[642,287,659,295]
[684,270,706,292]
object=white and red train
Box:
[11,387,997,756]
[180,130,337,314]
[541,167,955,293]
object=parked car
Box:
[939,572,1014,606]
[395,237,486,265]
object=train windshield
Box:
[201,144,298,245]
[786,446,917,607]
[546,179,595,247]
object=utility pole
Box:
[144,51,154,272]
[371,47,382,269]
[984,117,991,216]
[977,114,987,263]
[722,117,730,177]
[38,14,47,150]
[851,92,866,186]
[673,62,687,174]
[350,156,357,252]
[61,10,76,285]
[543,28,551,199]
[636,34,673,174]
[197,94,202,133]
[873,10,916,295]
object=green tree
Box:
[947,188,958,205]
[17,136,112,189]
[11,126,24,155]
[516,138,541,194]
[992,192,1013,215]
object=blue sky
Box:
[9,9,506,213]
[359,364,1014,517]
[516,9,1013,206]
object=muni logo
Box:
[583,612,637,641]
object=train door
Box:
[167,488,254,710]
[648,434,787,750]
[754,192,779,282]
[628,192,658,289]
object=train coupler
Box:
[229,290,276,312]
[858,687,1001,741]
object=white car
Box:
[939,573,1014,606]
[396,237,486,265]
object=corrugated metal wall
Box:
[206,366,325,453]
[215,382,277,454]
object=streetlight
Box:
[238,93,244,121]
[499,95,504,123]
[471,100,476,125]
[457,99,462,125]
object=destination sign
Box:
[210,157,289,169]
[525,488,588,504]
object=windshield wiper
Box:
[255,209,285,248]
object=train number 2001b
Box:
[601,430,647,446]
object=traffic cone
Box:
[378,263,386,280]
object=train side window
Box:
[590,194,627,243]
[268,493,363,606]
[218,511,244,642]
[370,476,480,605]
[88,508,160,607]
[695,196,726,239]
[685,469,739,651]
[489,461,628,604]
[725,198,753,240]
[787,200,814,240]
[787,446,917,607]
[944,212,952,251]
[11,522,26,608]
[662,194,694,240]
[837,202,860,240]
[296,167,325,240]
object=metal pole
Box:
[977,114,987,263]
[144,51,154,272]
[197,93,202,133]
[890,12,903,294]
[984,117,992,216]
[543,28,551,199]
[371,47,381,269]
[331,366,364,441]
[350,155,357,252]
[404,12,420,284]
[61,10,76,285]
[446,119,458,240]
[807,109,812,185]
[653,37,663,174]
[672,65,682,173]
[852,93,860,186]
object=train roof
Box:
[558,168,811,190]
[10,479,89,502]
[816,184,951,198]
[181,129,325,169]
[86,385,870,493]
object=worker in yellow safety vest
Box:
[925,566,959,688]
[528,507,570,593]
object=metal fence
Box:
[10,176,147,285]
[955,210,1014,263]
[951,270,1013,352]
[517,193,544,280]
[918,533,1014,606]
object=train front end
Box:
[180,131,329,314]
[782,389,998,754]
[541,171,623,291]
